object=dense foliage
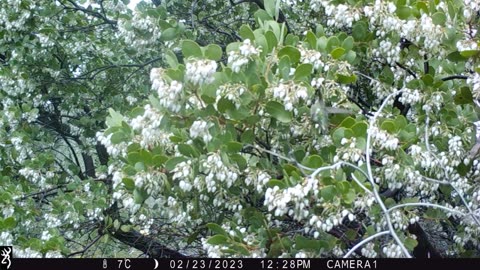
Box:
[1,0,480,258]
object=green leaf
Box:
[295,235,326,251]
[106,108,124,127]
[4,217,16,229]
[305,31,317,49]
[332,127,355,145]
[294,64,313,81]
[165,50,178,68]
[396,6,411,19]
[207,223,227,235]
[239,25,255,41]
[266,101,293,123]
[165,156,188,171]
[278,46,301,64]
[331,47,345,59]
[404,237,418,250]
[431,12,446,26]
[254,9,273,25]
[182,40,203,59]
[460,50,480,57]
[241,129,255,144]
[278,55,291,80]
[120,225,131,232]
[266,179,287,189]
[264,30,278,53]
[454,86,473,105]
[160,28,177,41]
[264,0,276,18]
[336,74,357,84]
[110,132,127,144]
[205,44,222,61]
[226,141,243,153]
[421,74,434,86]
[352,21,367,41]
[320,186,336,201]
[380,120,396,133]
[133,188,148,204]
[326,36,340,52]
[207,235,229,245]
[302,155,323,168]
[342,36,354,51]
[351,122,367,137]
[122,178,135,191]
[178,144,197,157]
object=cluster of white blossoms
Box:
[398,87,422,105]
[227,39,261,73]
[201,152,239,192]
[463,0,480,19]
[320,1,361,28]
[201,237,223,257]
[116,10,162,52]
[361,242,378,258]
[150,68,184,112]
[456,39,478,52]
[369,126,399,151]
[215,83,246,109]
[96,131,128,157]
[130,104,172,149]
[270,81,309,111]
[18,167,54,188]
[185,59,217,85]
[190,120,213,143]
[299,46,324,70]
[467,73,480,99]
[308,209,355,235]
[382,243,404,258]
[172,160,193,192]
[333,137,365,166]
[133,171,164,196]
[244,168,271,193]
[421,91,443,112]
[448,136,464,160]
[372,40,400,65]
[364,1,444,53]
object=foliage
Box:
[1,0,480,258]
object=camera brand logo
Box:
[0,246,12,270]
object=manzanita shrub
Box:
[1,0,480,258]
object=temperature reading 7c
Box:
[118,259,132,269]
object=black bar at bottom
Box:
[9,258,480,270]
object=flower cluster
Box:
[361,242,378,258]
[382,243,404,258]
[468,73,480,99]
[269,81,309,111]
[116,9,163,53]
[215,83,246,109]
[186,59,217,85]
[172,160,193,192]
[364,1,445,53]
[320,1,361,28]
[150,68,184,112]
[201,152,239,192]
[227,39,261,73]
[96,132,128,157]
[299,46,324,70]
[190,120,213,143]
[372,40,400,65]
[334,137,365,166]
[130,104,173,149]
[369,126,399,151]
[244,168,271,193]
